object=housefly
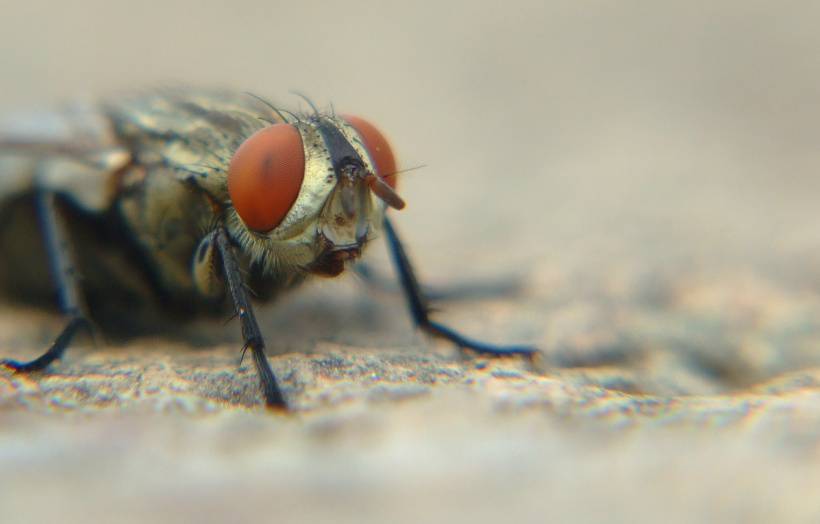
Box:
[0,90,536,409]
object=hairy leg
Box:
[214,228,286,409]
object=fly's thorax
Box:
[224,116,389,275]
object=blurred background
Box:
[2,1,820,522]
[3,1,819,274]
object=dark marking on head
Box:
[316,121,366,176]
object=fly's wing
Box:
[0,103,144,315]
[101,90,284,201]
[0,101,131,212]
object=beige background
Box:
[2,1,820,522]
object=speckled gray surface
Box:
[3,2,820,523]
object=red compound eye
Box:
[342,115,397,189]
[228,124,305,232]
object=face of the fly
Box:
[221,112,404,279]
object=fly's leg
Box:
[383,217,536,358]
[214,228,286,409]
[1,191,92,372]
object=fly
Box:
[0,90,536,410]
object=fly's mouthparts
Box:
[340,185,356,218]
[307,232,363,277]
[330,245,361,259]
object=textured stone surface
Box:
[4,266,820,524]
[4,2,820,523]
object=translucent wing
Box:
[0,102,130,211]
[101,90,285,200]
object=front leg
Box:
[214,228,286,409]
[383,217,536,357]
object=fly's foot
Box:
[425,320,539,358]
[436,326,545,375]
[239,333,286,409]
[1,358,47,373]
[1,316,91,374]
[423,319,543,372]
[425,320,536,356]
[247,342,287,410]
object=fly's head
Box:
[223,112,404,277]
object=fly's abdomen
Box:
[0,189,173,330]
[0,191,53,304]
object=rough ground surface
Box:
[3,2,820,523]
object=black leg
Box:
[214,228,286,409]
[2,316,90,372]
[382,217,536,357]
[1,191,92,372]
